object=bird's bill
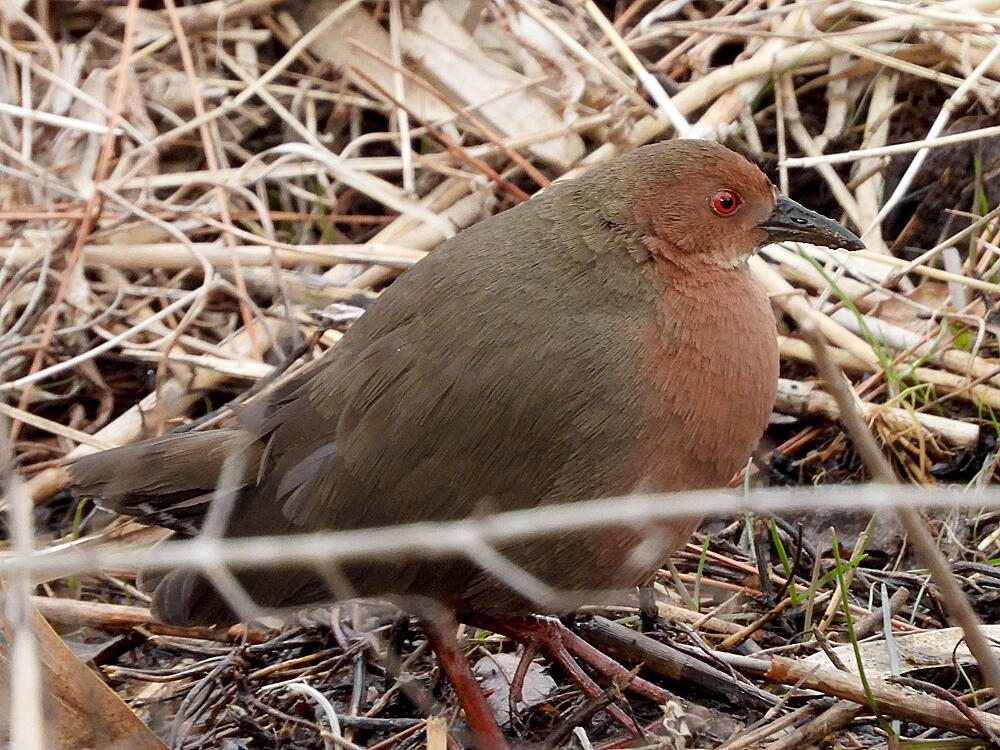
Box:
[760,195,864,251]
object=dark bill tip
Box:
[760,195,864,251]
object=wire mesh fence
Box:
[2,0,1000,746]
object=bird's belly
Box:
[355,516,704,617]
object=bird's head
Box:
[595,139,863,270]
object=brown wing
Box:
[237,191,657,534]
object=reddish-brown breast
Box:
[633,257,780,494]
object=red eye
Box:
[712,189,741,215]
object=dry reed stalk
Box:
[2,0,1000,746]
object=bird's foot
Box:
[465,614,670,739]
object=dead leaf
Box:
[473,651,556,727]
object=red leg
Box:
[464,614,671,738]
[419,610,512,750]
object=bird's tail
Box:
[67,430,262,535]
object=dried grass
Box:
[2,0,1000,747]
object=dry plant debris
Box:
[1,0,1000,747]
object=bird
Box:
[68,139,863,748]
